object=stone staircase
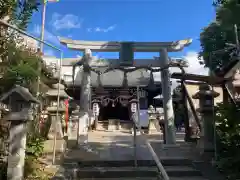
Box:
[49,131,223,180]
[52,158,207,179]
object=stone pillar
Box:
[148,106,157,134]
[8,120,28,180]
[77,49,92,146]
[192,84,219,159]
[160,48,176,144]
[47,114,63,139]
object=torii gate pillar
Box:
[160,48,176,144]
[77,49,92,146]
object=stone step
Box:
[63,159,193,167]
[52,165,202,179]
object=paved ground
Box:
[62,130,194,162]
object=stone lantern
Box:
[147,105,158,134]
[192,84,219,160]
[0,85,39,180]
[46,83,68,139]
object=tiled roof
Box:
[67,68,159,87]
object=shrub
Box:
[215,103,240,179]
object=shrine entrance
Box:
[98,101,130,121]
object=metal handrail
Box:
[132,115,169,180]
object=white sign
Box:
[93,103,99,116]
[131,103,137,113]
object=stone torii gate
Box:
[59,37,192,145]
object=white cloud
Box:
[51,13,83,30]
[32,25,60,45]
[184,51,209,75]
[87,24,116,33]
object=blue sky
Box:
[28,0,215,61]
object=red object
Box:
[64,98,69,132]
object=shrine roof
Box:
[66,68,161,87]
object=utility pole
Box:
[36,1,47,97]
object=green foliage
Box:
[215,103,240,179]
[199,0,240,72]
[0,0,41,93]
[26,134,44,158]
[0,44,41,93]
[0,0,40,30]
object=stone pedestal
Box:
[8,121,27,180]
[78,112,88,145]
[148,118,157,134]
[47,114,63,140]
[68,115,79,140]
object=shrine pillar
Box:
[77,49,92,146]
[160,48,176,144]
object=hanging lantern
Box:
[92,103,100,116]
[129,99,138,113]
[147,70,156,91]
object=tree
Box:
[0,0,41,93]
[199,0,240,72]
[0,0,40,29]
